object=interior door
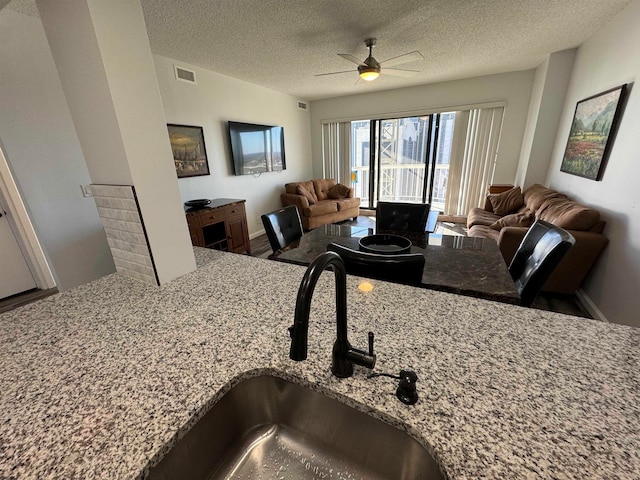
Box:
[0,202,37,299]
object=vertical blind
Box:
[322,106,504,216]
[321,122,351,185]
[444,106,504,216]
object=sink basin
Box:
[147,375,443,480]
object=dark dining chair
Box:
[376,202,431,233]
[261,205,304,258]
[327,242,425,286]
[509,219,576,307]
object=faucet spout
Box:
[289,251,376,378]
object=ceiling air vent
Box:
[174,65,196,84]
[297,101,308,110]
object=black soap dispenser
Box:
[396,369,419,405]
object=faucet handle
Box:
[288,325,295,338]
[368,331,375,356]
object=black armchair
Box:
[327,242,425,286]
[261,205,304,258]
[509,219,576,307]
[376,202,431,233]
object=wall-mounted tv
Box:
[228,121,286,175]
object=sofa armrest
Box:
[281,192,309,211]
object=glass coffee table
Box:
[275,224,520,305]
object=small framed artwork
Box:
[560,84,627,181]
[167,124,210,178]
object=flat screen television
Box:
[228,121,286,175]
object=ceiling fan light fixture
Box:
[359,66,380,81]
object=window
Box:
[322,105,503,214]
[347,114,454,210]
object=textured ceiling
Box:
[7,0,633,101]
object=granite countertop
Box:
[1,248,639,479]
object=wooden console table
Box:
[185,198,251,255]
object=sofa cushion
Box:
[488,187,525,216]
[468,224,500,241]
[313,178,337,201]
[336,197,360,211]
[296,185,316,205]
[490,211,534,231]
[523,184,568,213]
[537,198,600,231]
[467,207,501,228]
[303,200,338,217]
[286,180,317,201]
[328,183,350,199]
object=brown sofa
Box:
[281,179,360,230]
[467,184,608,294]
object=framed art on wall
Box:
[167,124,210,178]
[560,84,627,181]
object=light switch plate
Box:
[80,184,93,197]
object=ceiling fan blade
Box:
[314,70,356,77]
[337,53,367,66]
[383,68,420,78]
[379,51,424,67]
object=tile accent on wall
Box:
[91,184,159,286]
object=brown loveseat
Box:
[281,179,360,230]
[467,184,608,294]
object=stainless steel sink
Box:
[147,375,444,480]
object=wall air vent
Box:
[174,65,197,84]
[297,101,308,110]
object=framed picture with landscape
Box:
[560,84,627,181]
[167,124,210,178]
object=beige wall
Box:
[0,9,114,290]
[546,0,640,327]
[153,55,313,237]
[515,50,576,189]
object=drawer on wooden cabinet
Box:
[199,210,224,226]
[225,204,245,217]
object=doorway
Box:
[0,143,56,301]
[0,199,37,299]
[349,113,455,211]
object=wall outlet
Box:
[80,184,93,197]
[256,216,262,227]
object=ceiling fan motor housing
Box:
[359,39,381,79]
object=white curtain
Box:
[321,122,351,185]
[444,106,504,216]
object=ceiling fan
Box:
[316,38,424,82]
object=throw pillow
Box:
[489,187,525,216]
[296,185,316,205]
[327,183,350,199]
[490,211,534,231]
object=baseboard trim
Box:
[250,228,266,240]
[576,289,609,322]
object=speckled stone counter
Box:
[1,248,639,479]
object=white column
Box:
[36,0,196,284]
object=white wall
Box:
[515,50,576,189]
[0,10,114,290]
[309,70,535,184]
[153,56,313,236]
[38,0,197,284]
[546,0,640,327]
